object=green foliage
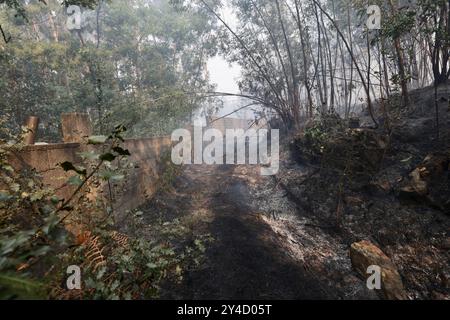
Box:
[304,124,329,156]
[383,10,416,39]
[158,151,184,192]
[0,273,45,299]
[302,114,346,158]
[48,207,211,300]
[82,237,181,299]
[0,0,100,19]
[0,0,217,140]
[0,125,112,298]
[0,125,128,299]
[0,126,67,285]
[1,122,210,299]
[295,113,389,184]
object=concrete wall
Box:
[9,143,82,201]
[8,114,266,217]
[9,136,172,215]
[117,137,171,213]
[209,116,267,133]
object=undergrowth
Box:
[0,123,207,299]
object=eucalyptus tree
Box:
[0,0,218,139]
[190,0,381,128]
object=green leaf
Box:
[146,262,158,269]
[10,183,20,192]
[60,162,86,175]
[96,267,107,280]
[0,192,12,202]
[99,170,113,180]
[67,175,83,186]
[0,230,35,255]
[100,153,116,162]
[194,239,206,253]
[30,245,51,257]
[88,135,108,145]
[50,196,60,204]
[77,151,100,161]
[110,174,125,182]
[42,214,60,235]
[41,205,54,215]
[112,147,131,156]
[110,280,120,291]
[2,165,14,173]
[99,170,125,182]
[0,274,45,300]
[85,277,96,289]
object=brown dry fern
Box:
[77,231,107,272]
[111,231,129,248]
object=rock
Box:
[350,240,407,300]
[421,153,449,178]
[401,168,429,196]
[398,152,449,211]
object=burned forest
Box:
[0,0,449,306]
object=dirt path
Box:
[146,164,376,300]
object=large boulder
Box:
[350,240,407,300]
[399,152,450,213]
[400,167,429,197]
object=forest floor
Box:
[135,85,449,300]
[142,164,377,299]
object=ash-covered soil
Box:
[139,164,377,299]
[137,85,449,300]
[281,84,450,299]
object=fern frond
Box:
[111,231,129,248]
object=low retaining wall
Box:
[9,143,82,202]
[118,137,171,212]
[9,136,172,214]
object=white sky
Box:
[207,4,241,94]
[206,4,247,117]
[207,56,241,94]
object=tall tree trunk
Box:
[311,0,378,128]
[388,0,410,107]
[346,4,354,118]
[251,0,291,104]
[293,0,314,118]
[381,37,391,100]
[321,7,336,112]
[313,3,328,113]
[275,0,300,126]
